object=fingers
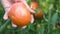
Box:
[12,22,27,29]
[3,7,11,20]
[1,0,12,20]
[1,0,11,12]
[3,13,8,20]
[22,0,35,14]
[29,8,35,14]
[30,14,34,24]
[1,0,11,8]
[12,22,17,28]
[13,0,22,2]
[11,15,34,29]
[21,25,27,29]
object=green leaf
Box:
[0,19,10,33]
[34,9,39,15]
[48,13,58,34]
[0,2,4,19]
[36,24,45,34]
[27,24,35,31]
[49,28,60,34]
[51,13,58,27]
[26,0,31,5]
[48,4,53,33]
[40,24,45,34]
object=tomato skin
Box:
[35,9,43,18]
[8,2,31,26]
[30,2,39,10]
[30,2,43,18]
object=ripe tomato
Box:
[30,2,43,18]
[35,8,43,18]
[8,2,31,26]
[30,1,39,10]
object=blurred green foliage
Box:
[0,0,60,34]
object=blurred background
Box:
[0,0,60,34]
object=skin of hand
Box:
[1,0,34,29]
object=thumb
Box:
[3,13,8,20]
[3,8,10,20]
[30,14,34,24]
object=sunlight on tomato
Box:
[30,1,39,10]
[8,2,31,27]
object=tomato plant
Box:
[35,8,43,18]
[30,1,43,18]
[0,0,60,34]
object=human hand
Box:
[1,0,34,29]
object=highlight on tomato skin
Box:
[8,2,31,27]
[30,1,39,10]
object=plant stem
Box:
[0,19,10,33]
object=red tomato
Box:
[8,2,31,27]
[30,2,43,18]
[35,8,43,18]
[30,1,39,10]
